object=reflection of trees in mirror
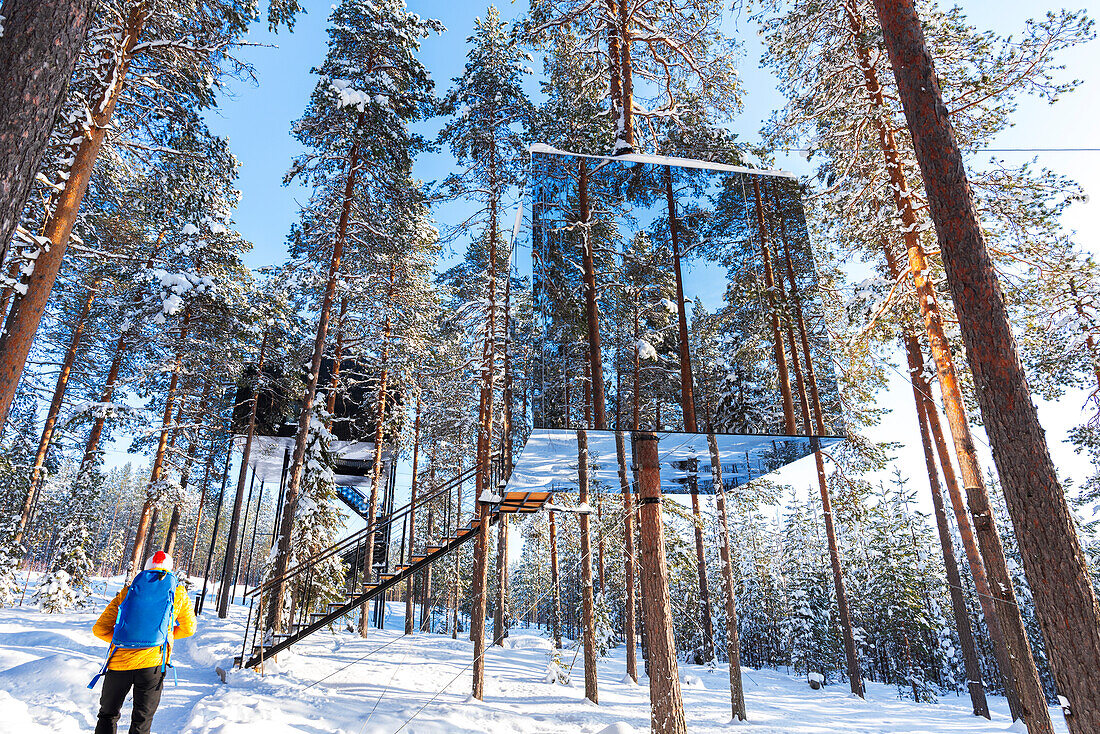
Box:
[533,150,842,438]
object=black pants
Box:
[95,666,166,734]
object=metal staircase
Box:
[236,464,549,669]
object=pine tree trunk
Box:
[907,337,989,718]
[775,187,863,696]
[616,0,635,148]
[635,433,687,733]
[750,179,796,433]
[579,162,607,429]
[615,430,638,681]
[359,295,392,637]
[577,429,599,703]
[325,297,348,422]
[13,277,98,546]
[844,0,1040,716]
[128,305,189,576]
[471,145,501,696]
[405,395,421,636]
[218,331,268,617]
[267,125,362,635]
[707,433,747,720]
[0,0,97,263]
[186,437,218,574]
[549,504,562,649]
[873,4,1100,729]
[0,4,145,426]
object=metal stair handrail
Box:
[244,456,495,600]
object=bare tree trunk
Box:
[13,277,98,546]
[750,179,796,433]
[405,395,422,636]
[218,331,268,617]
[577,430,599,703]
[186,437,218,574]
[615,431,638,682]
[0,0,97,263]
[471,145,501,697]
[844,0,1040,715]
[549,504,562,649]
[359,295,392,637]
[907,338,989,718]
[267,123,362,635]
[616,0,635,149]
[873,4,1099,730]
[636,433,686,733]
[707,433,746,720]
[774,186,863,696]
[326,298,348,418]
[128,305,190,577]
[0,4,145,426]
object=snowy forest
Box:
[1,0,1099,733]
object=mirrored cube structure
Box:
[509,146,844,494]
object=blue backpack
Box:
[89,570,179,688]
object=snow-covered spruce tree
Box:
[0,515,23,608]
[781,496,839,682]
[266,0,442,636]
[35,519,96,613]
[285,407,347,619]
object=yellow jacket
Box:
[93,583,196,670]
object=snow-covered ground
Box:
[0,577,1069,733]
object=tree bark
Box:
[615,430,638,682]
[358,292,392,637]
[844,0,1040,716]
[750,178,796,433]
[267,123,362,635]
[470,148,501,696]
[0,0,97,264]
[0,4,145,426]
[13,277,98,546]
[907,338,989,718]
[218,331,268,617]
[128,305,190,576]
[616,0,635,149]
[873,4,1100,730]
[549,503,562,649]
[635,433,687,734]
[405,395,422,636]
[707,433,747,720]
[577,429,599,703]
[578,162,607,429]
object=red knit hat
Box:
[144,551,174,572]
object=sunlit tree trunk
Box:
[0,4,146,426]
[219,330,269,617]
[13,277,99,546]
[267,120,363,635]
[636,433,686,733]
[128,305,190,576]
[872,3,1099,729]
[576,429,599,702]
[906,336,989,718]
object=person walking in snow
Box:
[91,551,196,734]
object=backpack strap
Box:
[87,645,116,689]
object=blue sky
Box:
[195,1,1100,509]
